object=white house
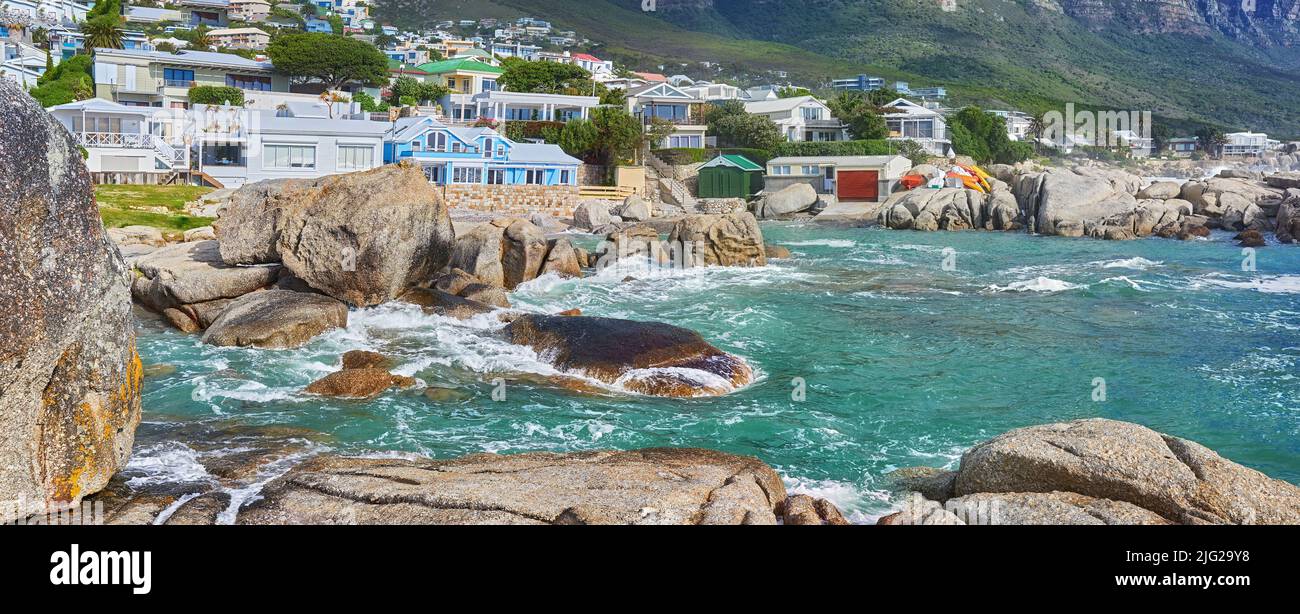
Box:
[472,90,600,123]
[0,0,89,27]
[46,98,188,180]
[682,82,749,103]
[880,98,952,156]
[1222,132,1271,157]
[191,102,387,187]
[744,95,847,142]
[990,109,1032,141]
[625,81,707,149]
[1,38,50,87]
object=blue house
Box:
[305,18,334,33]
[384,117,581,187]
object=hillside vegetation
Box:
[375,0,1300,135]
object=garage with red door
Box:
[837,170,879,201]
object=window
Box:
[452,141,463,153]
[525,169,544,185]
[226,74,272,91]
[453,167,482,183]
[559,170,571,185]
[802,165,818,175]
[482,79,499,92]
[801,106,822,120]
[772,165,791,175]
[264,144,316,169]
[487,169,505,184]
[163,68,194,87]
[496,144,505,157]
[482,138,493,158]
[337,145,374,170]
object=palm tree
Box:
[1027,112,1047,154]
[82,17,124,52]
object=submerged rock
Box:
[503,314,753,397]
[201,289,348,349]
[399,287,496,320]
[0,80,142,522]
[304,350,416,398]
[237,448,794,525]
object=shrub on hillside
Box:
[773,140,893,157]
[188,85,244,106]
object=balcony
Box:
[75,132,157,149]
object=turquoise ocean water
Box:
[131,224,1300,522]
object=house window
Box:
[496,144,505,157]
[337,145,374,170]
[802,165,818,175]
[163,68,194,87]
[801,106,822,120]
[559,170,571,185]
[453,167,482,183]
[452,141,463,153]
[483,138,493,158]
[264,144,316,169]
[226,74,272,91]
[772,166,791,175]
[525,169,544,185]
[487,169,505,184]
[482,79,498,92]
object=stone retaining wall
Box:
[439,184,580,217]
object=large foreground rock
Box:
[668,212,767,267]
[214,164,455,307]
[237,449,789,525]
[1014,169,1140,236]
[953,419,1300,524]
[201,289,348,349]
[503,314,753,397]
[1,80,142,522]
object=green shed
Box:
[697,154,764,198]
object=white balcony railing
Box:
[76,132,155,149]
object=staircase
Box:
[646,150,700,212]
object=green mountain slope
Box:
[374,0,1300,135]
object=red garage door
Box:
[838,170,879,201]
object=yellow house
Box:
[415,58,505,121]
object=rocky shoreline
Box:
[4,79,1298,525]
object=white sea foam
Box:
[1100,276,1147,291]
[216,441,326,525]
[1099,257,1163,270]
[124,442,215,488]
[780,475,892,525]
[1193,274,1300,295]
[985,277,1082,293]
[784,239,856,248]
[612,366,739,396]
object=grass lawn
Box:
[94,184,213,212]
[95,184,216,235]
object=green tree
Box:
[828,92,888,140]
[1195,126,1227,159]
[267,32,388,90]
[352,90,389,112]
[83,15,125,51]
[702,100,783,151]
[497,57,596,95]
[28,54,95,107]
[587,106,641,166]
[557,118,599,160]
[948,106,1029,164]
[386,76,447,106]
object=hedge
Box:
[188,85,244,106]
[651,147,711,165]
[772,140,893,157]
